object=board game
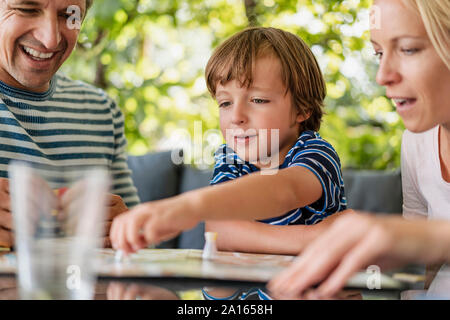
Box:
[0,248,408,289]
[97,248,294,282]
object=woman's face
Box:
[371,0,450,133]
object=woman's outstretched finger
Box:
[315,226,390,298]
[269,216,371,297]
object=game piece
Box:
[1,253,16,267]
[114,249,125,263]
[114,249,131,264]
[202,232,218,260]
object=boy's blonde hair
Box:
[205,27,326,132]
[403,0,450,70]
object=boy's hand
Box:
[110,196,200,254]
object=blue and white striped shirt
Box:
[211,131,347,225]
[0,74,140,208]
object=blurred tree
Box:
[62,0,403,170]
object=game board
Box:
[1,249,408,289]
[97,249,294,283]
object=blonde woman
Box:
[269,0,450,299]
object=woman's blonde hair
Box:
[205,27,326,132]
[404,0,450,69]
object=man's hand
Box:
[0,178,13,248]
[0,276,17,300]
[60,185,127,248]
[103,194,128,248]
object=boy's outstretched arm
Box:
[206,210,350,255]
[111,166,324,253]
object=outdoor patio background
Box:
[62,0,404,170]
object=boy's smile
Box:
[216,55,306,168]
[234,134,257,145]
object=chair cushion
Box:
[343,169,402,214]
[127,151,181,203]
[179,166,213,194]
[177,166,213,249]
[127,151,182,248]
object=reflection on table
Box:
[1,248,445,300]
[0,276,366,300]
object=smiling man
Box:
[0,0,140,248]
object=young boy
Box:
[110,27,348,255]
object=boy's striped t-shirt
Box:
[211,131,347,225]
[0,74,140,208]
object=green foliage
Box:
[62,0,404,170]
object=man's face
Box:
[0,0,86,93]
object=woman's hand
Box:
[268,213,450,299]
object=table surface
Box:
[0,248,427,300]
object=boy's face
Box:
[215,55,306,167]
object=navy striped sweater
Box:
[211,131,347,225]
[0,74,139,208]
